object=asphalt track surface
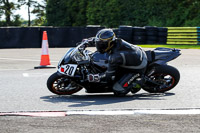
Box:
[0,48,200,132]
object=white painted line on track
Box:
[23,73,29,77]
[1,109,200,117]
[134,109,200,115]
[0,69,26,71]
[22,73,52,77]
[0,112,66,117]
[0,57,57,62]
[67,110,134,115]
[66,109,200,115]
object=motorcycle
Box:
[47,39,181,96]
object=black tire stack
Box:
[115,26,168,44]
[132,27,146,44]
[113,28,119,38]
[157,27,168,44]
[145,26,158,44]
[117,26,133,43]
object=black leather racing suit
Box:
[103,38,148,94]
[87,37,147,94]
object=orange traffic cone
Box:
[34,31,56,69]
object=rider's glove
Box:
[79,39,88,49]
[87,74,100,82]
[87,37,95,46]
[82,37,95,47]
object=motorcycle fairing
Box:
[148,47,181,65]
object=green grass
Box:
[138,44,200,49]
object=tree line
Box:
[1,0,200,27]
[0,0,46,26]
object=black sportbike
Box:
[47,40,181,95]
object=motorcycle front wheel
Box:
[47,72,82,95]
[143,65,180,93]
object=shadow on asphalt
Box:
[40,93,175,107]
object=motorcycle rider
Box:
[85,28,148,96]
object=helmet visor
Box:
[95,40,108,53]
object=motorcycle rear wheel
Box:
[143,65,180,93]
[47,72,82,95]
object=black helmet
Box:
[95,29,116,53]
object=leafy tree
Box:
[32,0,47,26]
[46,0,67,26]
[46,0,88,26]
[72,0,88,26]
[104,0,123,27]
[86,0,124,27]
[19,0,39,26]
[0,0,47,26]
[0,0,13,25]
[45,0,200,27]
[0,0,18,26]
[86,0,106,26]
[184,1,200,26]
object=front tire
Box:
[143,65,180,93]
[47,72,82,95]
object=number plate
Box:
[58,64,78,77]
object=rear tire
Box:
[47,72,82,95]
[143,65,180,93]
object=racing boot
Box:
[113,73,137,96]
[130,76,145,94]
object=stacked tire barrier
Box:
[167,27,200,45]
[1,26,200,48]
[0,26,104,48]
[132,27,146,44]
[158,27,168,44]
[117,26,133,43]
[145,26,158,44]
[116,26,168,44]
